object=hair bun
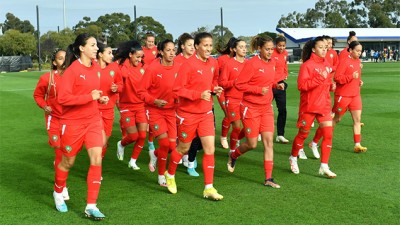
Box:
[349,31,356,36]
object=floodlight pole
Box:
[134,5,137,40]
[36,5,41,71]
[220,7,224,47]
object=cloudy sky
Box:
[1,0,316,38]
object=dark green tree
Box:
[133,16,173,45]
[2,13,34,34]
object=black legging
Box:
[273,82,288,136]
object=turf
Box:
[0,62,399,225]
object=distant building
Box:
[276,28,400,61]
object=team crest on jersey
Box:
[52,135,58,141]
[97,72,101,78]
[231,112,236,117]
[330,53,334,58]
[140,68,145,75]
[337,107,342,112]
[181,132,187,139]
[125,117,131,123]
[65,145,72,152]
[246,128,251,134]
[154,124,159,131]
[302,120,306,126]
[110,70,115,77]
[211,67,215,73]
[152,51,157,55]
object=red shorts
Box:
[240,102,274,138]
[332,95,362,116]
[176,110,215,143]
[100,108,115,137]
[60,120,104,157]
[296,112,332,130]
[226,98,241,122]
[146,107,177,139]
[119,108,147,129]
[45,114,61,148]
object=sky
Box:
[0,0,317,39]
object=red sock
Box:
[291,130,308,157]
[203,154,214,185]
[312,127,323,144]
[231,147,242,159]
[54,166,68,193]
[54,147,63,171]
[320,126,333,164]
[148,132,154,142]
[354,134,361,143]
[230,127,241,150]
[264,160,274,180]
[167,149,183,175]
[101,144,107,158]
[221,117,230,137]
[131,131,146,159]
[157,137,169,175]
[87,165,102,204]
[121,132,138,146]
[238,128,245,140]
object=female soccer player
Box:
[339,31,357,61]
[138,39,180,186]
[218,38,247,155]
[115,40,148,170]
[174,33,202,177]
[216,37,237,149]
[333,41,367,153]
[271,34,290,144]
[34,48,69,200]
[289,36,336,179]
[53,33,108,219]
[227,35,284,188]
[142,32,158,66]
[164,32,224,200]
[96,42,122,157]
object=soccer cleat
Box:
[164,172,177,194]
[158,175,167,187]
[53,191,68,212]
[298,149,308,159]
[257,134,262,141]
[117,141,125,161]
[227,154,236,173]
[354,145,367,153]
[128,160,140,170]
[220,136,229,149]
[187,167,199,177]
[360,122,365,126]
[289,156,300,174]
[276,136,289,144]
[182,154,189,168]
[264,178,281,189]
[84,207,105,220]
[62,187,70,201]
[203,187,223,200]
[148,150,157,172]
[148,142,155,151]
[319,167,337,179]
[308,143,320,159]
[193,158,198,169]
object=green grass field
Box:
[0,62,399,225]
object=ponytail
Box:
[301,36,325,62]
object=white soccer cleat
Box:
[319,166,337,179]
[158,175,167,187]
[308,143,320,159]
[53,191,68,212]
[298,149,308,159]
[289,156,300,174]
[62,187,70,201]
[117,141,125,161]
[148,150,157,172]
[128,159,140,170]
[182,154,189,168]
[220,136,229,149]
[276,136,289,144]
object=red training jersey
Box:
[297,53,333,115]
[58,59,102,125]
[235,55,277,106]
[339,47,350,62]
[98,62,123,110]
[219,57,246,100]
[325,48,339,71]
[173,55,219,114]
[138,59,181,109]
[142,46,158,66]
[174,53,193,65]
[271,48,289,83]
[33,70,63,118]
[334,55,362,97]
[217,54,230,73]
[118,59,145,111]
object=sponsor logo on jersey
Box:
[233,67,238,71]
[211,67,215,73]
[157,74,163,78]
[259,68,264,73]
[174,73,178,78]
[79,74,86,80]
[197,70,203,75]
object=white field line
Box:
[1,88,34,92]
